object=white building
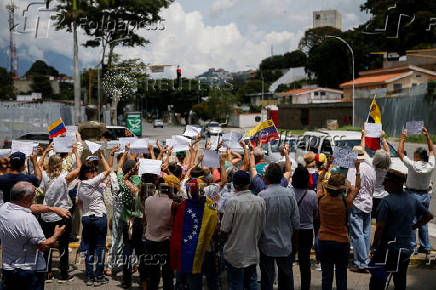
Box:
[277,87,344,104]
[313,10,342,30]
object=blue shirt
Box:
[0,173,40,203]
[377,190,429,251]
[252,175,288,195]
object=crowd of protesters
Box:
[0,126,434,290]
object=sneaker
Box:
[86,277,94,286]
[94,277,109,287]
[313,263,322,271]
[45,272,55,283]
[58,275,75,284]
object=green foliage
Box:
[298,27,342,54]
[249,104,262,113]
[25,60,59,77]
[235,80,264,104]
[0,67,15,100]
[406,134,436,144]
[58,82,74,100]
[306,39,352,88]
[259,50,307,70]
[275,79,317,93]
[30,74,53,98]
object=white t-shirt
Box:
[373,168,388,199]
[41,171,71,222]
[77,173,107,217]
[403,155,435,191]
[0,202,46,271]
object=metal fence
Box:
[354,84,436,137]
[0,101,74,140]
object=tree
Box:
[283,50,307,68]
[25,60,59,77]
[298,26,342,54]
[305,39,352,88]
[30,74,53,98]
[0,67,15,100]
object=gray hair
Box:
[10,181,35,202]
[253,147,264,159]
[226,166,239,182]
[372,150,391,170]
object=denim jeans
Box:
[408,191,432,251]
[107,205,123,271]
[82,214,107,279]
[226,261,258,290]
[349,206,371,269]
[2,269,45,290]
[259,252,293,290]
[313,218,320,263]
[122,217,146,283]
[319,240,349,290]
[41,218,72,279]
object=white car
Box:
[206,122,222,136]
[295,130,408,173]
[153,119,164,128]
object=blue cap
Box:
[10,151,26,162]
[232,170,250,186]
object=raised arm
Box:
[380,130,390,156]
[231,151,242,166]
[219,153,227,187]
[249,148,258,180]
[117,144,130,173]
[123,162,140,195]
[31,151,42,182]
[283,144,292,182]
[148,143,156,160]
[109,145,120,168]
[38,143,53,171]
[99,150,112,176]
[66,143,82,184]
[239,139,249,172]
[423,127,434,156]
[398,129,407,161]
[360,128,366,150]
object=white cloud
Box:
[210,0,239,17]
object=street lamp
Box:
[326,35,355,127]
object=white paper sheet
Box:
[222,132,242,149]
[165,139,177,148]
[118,137,137,152]
[53,136,73,153]
[130,139,149,153]
[364,123,382,138]
[183,125,202,138]
[139,159,162,175]
[85,140,102,154]
[65,126,77,142]
[11,140,36,156]
[209,135,219,150]
[173,135,191,152]
[333,147,358,169]
[0,149,11,158]
[202,150,220,168]
[406,121,424,135]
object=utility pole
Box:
[73,0,81,124]
[7,1,18,79]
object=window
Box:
[320,138,333,155]
[393,83,402,91]
[308,136,320,152]
[416,74,421,78]
[314,92,319,96]
[320,91,326,96]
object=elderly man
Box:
[398,127,435,254]
[0,182,66,290]
[369,170,433,290]
[347,146,376,273]
[253,147,268,178]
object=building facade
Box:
[313,10,342,30]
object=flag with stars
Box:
[170,195,218,274]
[245,119,279,145]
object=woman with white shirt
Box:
[77,150,113,287]
[39,142,81,283]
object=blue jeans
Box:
[349,206,371,269]
[319,240,349,290]
[313,218,320,262]
[82,214,107,279]
[259,252,294,290]
[408,191,432,251]
[2,269,45,290]
[122,218,146,283]
[225,261,258,290]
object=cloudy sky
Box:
[0,0,370,78]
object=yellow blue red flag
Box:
[246,119,279,144]
[365,96,381,151]
[48,118,66,139]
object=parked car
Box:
[153,119,164,128]
[295,130,407,173]
[261,138,297,170]
[106,126,134,139]
[3,132,50,150]
[205,122,222,136]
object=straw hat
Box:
[353,146,368,160]
[325,173,349,191]
[304,152,316,167]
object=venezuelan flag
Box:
[246,119,279,145]
[48,118,66,139]
[365,97,381,151]
[170,196,218,274]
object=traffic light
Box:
[176,66,181,88]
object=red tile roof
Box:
[339,72,409,88]
[277,88,313,96]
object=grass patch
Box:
[278,129,305,135]
[336,126,362,132]
[404,134,436,144]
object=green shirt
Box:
[118,172,143,222]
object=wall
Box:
[229,113,263,128]
[14,79,61,95]
[0,101,74,140]
[279,102,352,130]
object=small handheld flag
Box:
[365,96,381,151]
[48,118,66,139]
[245,120,279,145]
